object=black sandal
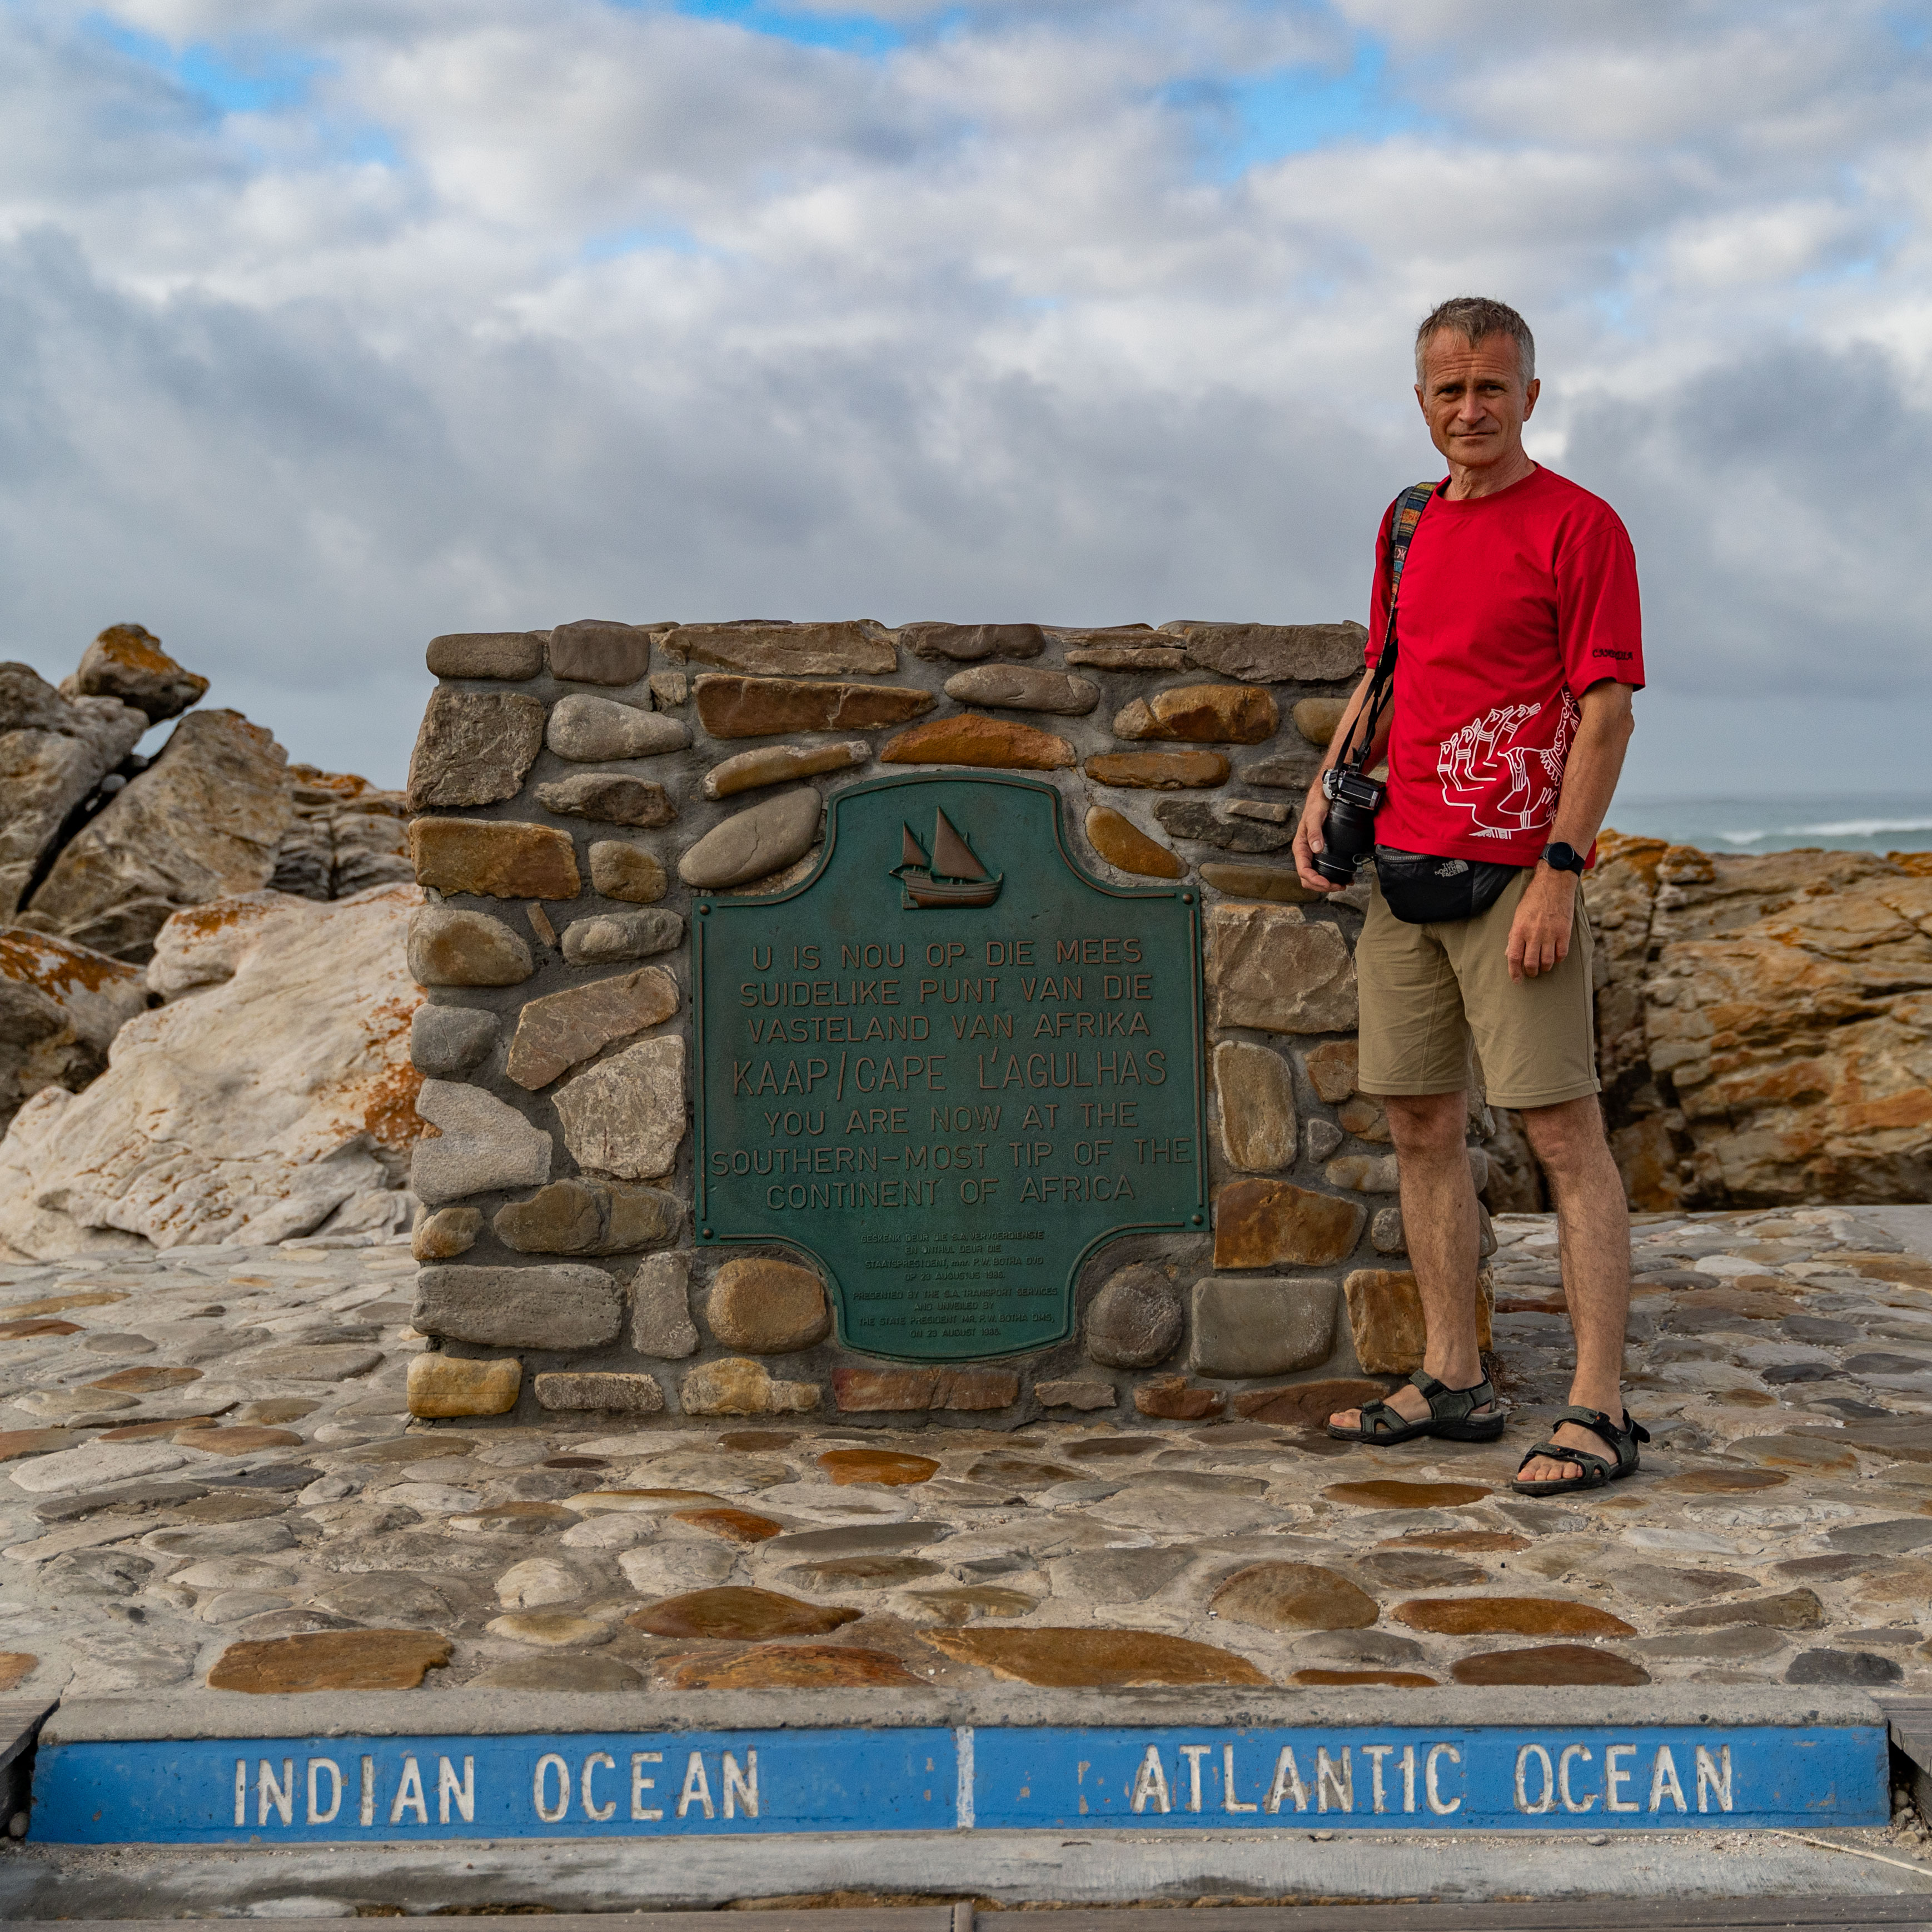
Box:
[1511,1405,1650,1495]
[1327,1371,1506,1446]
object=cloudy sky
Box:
[2,0,1928,795]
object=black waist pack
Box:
[1375,846,1522,925]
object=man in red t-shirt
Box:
[1292,296,1646,1495]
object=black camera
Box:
[1316,765,1386,885]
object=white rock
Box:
[412,1080,552,1203]
[0,885,427,1257]
[4,1440,191,1496]
[560,1515,658,1551]
[380,1482,481,1514]
[495,1557,586,1609]
[618,1542,736,1595]
[554,1037,685,1181]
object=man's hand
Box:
[1506,864,1575,980]
[1293,790,1343,893]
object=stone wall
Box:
[403,617,1498,1430]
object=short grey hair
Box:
[1415,296,1536,386]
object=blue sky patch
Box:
[665,0,908,56]
[86,17,330,116]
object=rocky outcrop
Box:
[1586,835,1932,1208]
[0,664,147,922]
[0,884,426,1257]
[18,709,292,961]
[270,766,411,902]
[0,929,151,1134]
[59,624,208,723]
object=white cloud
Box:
[0,0,1925,797]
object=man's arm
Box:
[1292,666,1387,893]
[1506,679,1635,981]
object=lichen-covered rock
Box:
[1113,685,1278,745]
[703,741,868,799]
[879,713,1075,770]
[1206,902,1357,1034]
[678,788,821,890]
[1212,1039,1296,1172]
[408,819,580,900]
[407,689,545,810]
[706,1257,829,1353]
[1084,1263,1183,1369]
[694,675,932,739]
[412,1079,551,1204]
[532,773,676,827]
[554,1035,686,1179]
[61,625,209,723]
[0,930,149,1134]
[661,621,896,676]
[504,967,679,1089]
[493,1177,681,1254]
[942,666,1099,714]
[425,632,546,680]
[679,1357,820,1416]
[22,710,292,962]
[0,664,150,923]
[545,695,688,761]
[407,907,534,987]
[1159,621,1367,684]
[1084,807,1183,879]
[587,840,667,903]
[559,909,683,965]
[0,885,426,1256]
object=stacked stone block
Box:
[404,615,1495,1428]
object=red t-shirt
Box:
[1362,465,1643,867]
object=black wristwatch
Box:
[1541,840,1586,875]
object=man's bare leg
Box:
[1328,1090,1495,1432]
[1515,1094,1631,1480]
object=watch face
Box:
[1546,841,1580,872]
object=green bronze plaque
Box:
[691,773,1207,1363]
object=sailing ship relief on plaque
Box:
[691,773,1208,1363]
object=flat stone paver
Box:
[0,1206,1928,1702]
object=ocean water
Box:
[1607,795,1932,857]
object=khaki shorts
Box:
[1355,866,1600,1111]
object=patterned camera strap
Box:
[1346,479,1437,771]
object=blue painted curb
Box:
[28,1720,1890,1845]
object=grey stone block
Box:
[407,907,534,988]
[1371,1206,1406,1255]
[1084,1263,1184,1370]
[410,1005,498,1077]
[547,619,652,686]
[407,689,545,811]
[494,1178,683,1255]
[534,1372,665,1414]
[677,786,822,889]
[426,633,545,680]
[559,908,684,965]
[411,1080,551,1203]
[1189,1276,1337,1377]
[1306,1118,1343,1162]
[631,1252,699,1358]
[535,773,676,826]
[414,1263,624,1349]
[545,695,689,761]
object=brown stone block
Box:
[534,1371,665,1413]
[587,840,668,902]
[494,1177,681,1254]
[900,621,1046,662]
[678,1357,819,1415]
[819,1448,940,1486]
[174,1425,303,1453]
[409,818,580,900]
[1451,1645,1649,1686]
[1231,1376,1389,1427]
[1213,1039,1296,1171]
[1036,1380,1116,1410]
[830,1366,1020,1412]
[84,1365,200,1393]
[407,1353,521,1418]
[426,632,545,680]
[661,621,896,676]
[1161,621,1367,684]
[1213,1179,1364,1268]
[1344,1268,1492,1374]
[1292,696,1351,746]
[1198,864,1321,904]
[208,1630,451,1693]
[504,965,679,1090]
[407,906,534,987]
[1132,1374,1224,1421]
[1396,1596,1635,1638]
[703,740,869,799]
[1208,1561,1379,1632]
[0,1429,82,1464]
[407,689,545,811]
[0,1318,81,1339]
[694,674,934,739]
[922,1625,1267,1688]
[664,1643,923,1689]
[412,1205,481,1261]
[1206,902,1356,1033]
[547,619,652,685]
[880,712,1075,770]
[1303,1038,1360,1102]
[533,773,676,826]
[673,1506,785,1543]
[629,1586,859,1639]
[1113,684,1278,745]
[1324,1478,1492,1510]
[943,665,1098,714]
[1085,750,1230,789]
[1085,806,1184,879]
[1292,1667,1438,1688]
[707,1257,830,1353]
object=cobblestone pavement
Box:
[0,1206,1928,1706]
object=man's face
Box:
[1415,330,1540,472]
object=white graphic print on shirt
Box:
[1436,691,1579,840]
